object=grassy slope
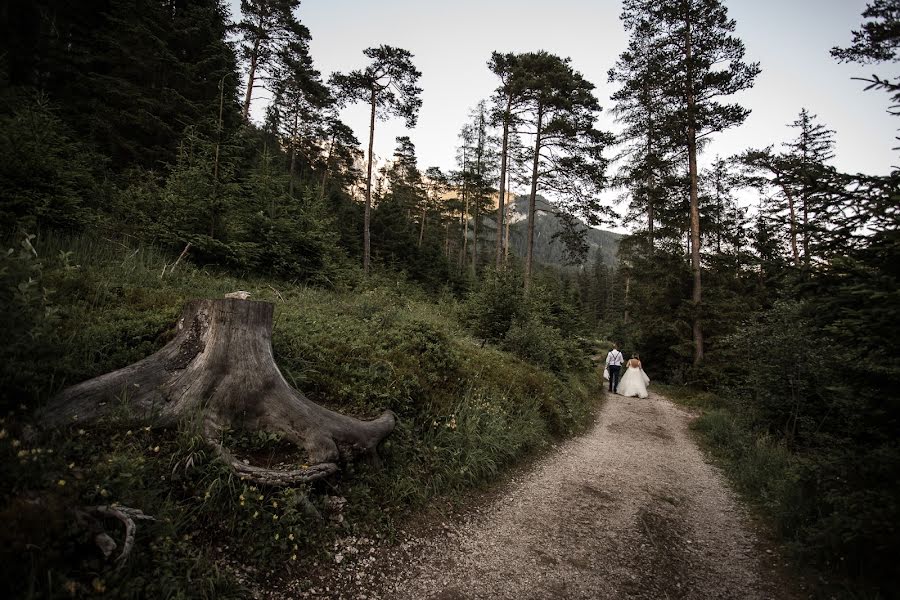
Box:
[0,233,601,599]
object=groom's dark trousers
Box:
[608,365,621,392]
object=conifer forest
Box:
[0,1,897,598]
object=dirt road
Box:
[286,391,793,599]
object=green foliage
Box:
[0,94,103,231]
[501,319,577,374]
[673,297,900,595]
[0,233,600,598]
[0,234,62,411]
[464,268,526,342]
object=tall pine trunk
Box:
[801,187,810,268]
[645,79,655,253]
[524,105,543,292]
[364,87,376,275]
[685,7,704,365]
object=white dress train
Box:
[617,366,650,398]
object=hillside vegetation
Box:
[0,232,600,598]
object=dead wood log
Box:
[42,298,396,485]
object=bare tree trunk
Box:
[242,38,260,121]
[646,119,655,252]
[43,298,396,485]
[525,105,543,293]
[472,111,484,273]
[319,131,336,204]
[496,99,510,269]
[504,199,512,260]
[624,274,631,325]
[460,147,469,270]
[684,6,704,365]
[418,204,426,247]
[289,105,299,199]
[364,88,376,275]
[778,180,800,265]
[801,188,810,268]
[210,77,225,238]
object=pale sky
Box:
[235,0,896,194]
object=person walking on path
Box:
[605,344,624,393]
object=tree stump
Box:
[42,298,396,485]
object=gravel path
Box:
[282,390,794,599]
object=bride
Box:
[617,353,650,398]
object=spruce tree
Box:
[236,0,310,121]
[608,10,679,253]
[786,109,836,266]
[266,34,330,197]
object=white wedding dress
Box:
[617,364,650,398]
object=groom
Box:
[605,343,624,393]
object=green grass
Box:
[0,232,602,599]
[658,384,795,514]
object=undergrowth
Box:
[658,384,890,600]
[0,232,601,599]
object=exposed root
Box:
[82,505,155,569]
[208,437,338,487]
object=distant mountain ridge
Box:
[480,195,621,268]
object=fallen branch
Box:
[81,505,155,569]
[162,242,192,277]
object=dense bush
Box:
[463,268,591,374]
[687,298,900,594]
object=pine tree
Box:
[620,0,759,364]
[488,52,530,268]
[515,51,611,290]
[318,113,362,203]
[330,46,422,275]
